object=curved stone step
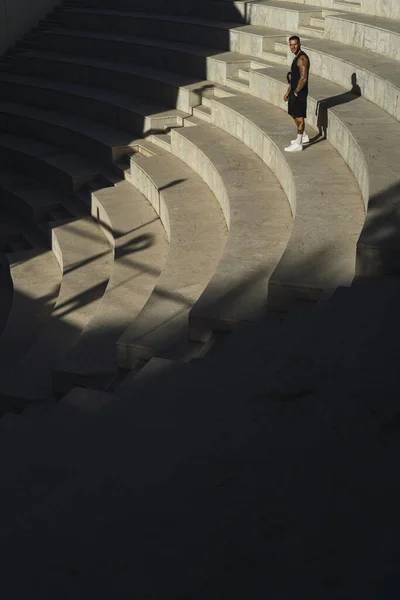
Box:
[0,131,100,192]
[324,11,400,62]
[117,146,228,367]
[56,6,242,49]
[0,72,188,134]
[250,64,400,278]
[0,247,61,382]
[169,123,293,337]
[0,167,80,221]
[23,27,270,82]
[79,0,248,22]
[52,180,169,396]
[200,92,364,308]
[0,215,113,409]
[0,102,138,166]
[6,51,211,114]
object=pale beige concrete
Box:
[251,64,400,278]
[53,181,169,396]
[205,93,364,309]
[117,148,227,366]
[171,123,293,335]
[0,216,113,403]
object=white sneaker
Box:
[291,134,309,145]
[285,142,303,152]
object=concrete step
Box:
[250,64,400,278]
[189,97,364,311]
[0,215,113,409]
[309,17,325,28]
[5,50,215,114]
[0,167,79,221]
[261,50,288,65]
[248,1,323,30]
[0,131,100,192]
[298,24,326,39]
[0,248,61,382]
[148,132,172,152]
[117,148,228,367]
[333,0,361,12]
[0,102,140,166]
[292,37,400,122]
[169,123,293,340]
[25,27,219,79]
[53,180,169,396]
[56,7,242,49]
[21,27,272,85]
[323,11,400,63]
[79,0,248,23]
[0,72,188,135]
[192,104,212,123]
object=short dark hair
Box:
[289,35,300,43]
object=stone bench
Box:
[169,123,293,338]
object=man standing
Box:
[283,36,310,152]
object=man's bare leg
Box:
[290,116,308,145]
[294,117,305,135]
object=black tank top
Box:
[290,50,309,96]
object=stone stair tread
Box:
[0,248,61,379]
[28,26,274,69]
[170,123,293,338]
[60,6,242,28]
[117,151,228,366]
[302,36,400,90]
[60,6,289,38]
[9,49,211,90]
[213,92,363,289]
[33,26,221,55]
[0,72,188,120]
[0,131,99,181]
[0,101,139,151]
[53,180,169,395]
[326,10,400,34]
[0,215,113,405]
[256,63,400,207]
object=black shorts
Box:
[288,93,308,118]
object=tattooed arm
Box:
[294,55,309,95]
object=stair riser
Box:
[0,113,120,166]
[0,80,178,136]
[324,15,400,63]
[8,56,197,113]
[58,12,232,50]
[80,0,247,22]
[30,31,209,79]
[0,148,93,192]
[248,4,323,31]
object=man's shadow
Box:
[307,73,362,146]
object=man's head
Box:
[289,35,301,55]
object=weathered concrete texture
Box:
[362,0,400,20]
[251,64,400,278]
[0,72,189,135]
[0,248,61,381]
[207,93,364,308]
[301,37,400,122]
[171,123,293,335]
[325,12,400,62]
[249,0,324,30]
[0,131,100,192]
[52,181,169,396]
[117,149,227,366]
[0,216,113,406]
